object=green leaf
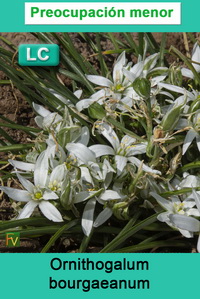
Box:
[0,128,16,144]
[159,33,167,67]
[111,240,188,253]
[179,161,200,172]
[0,143,33,152]
[41,219,79,253]
[170,45,200,85]
[96,33,109,77]
[106,116,145,142]
[88,102,106,119]
[100,213,159,252]
[161,187,200,198]
[0,122,40,136]
[79,228,94,253]
[122,33,139,56]
[0,217,57,231]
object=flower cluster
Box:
[1,41,200,250]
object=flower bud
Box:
[112,202,129,221]
[60,179,73,210]
[168,66,183,86]
[189,95,200,113]
[132,78,151,99]
[88,102,106,119]
[161,96,186,132]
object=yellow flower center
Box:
[34,192,43,200]
[173,203,185,214]
[115,84,125,92]
[48,180,61,192]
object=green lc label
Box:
[18,44,59,66]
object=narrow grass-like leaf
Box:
[159,33,167,67]
[0,161,8,165]
[0,46,14,58]
[107,33,119,50]
[0,80,11,84]
[106,116,145,142]
[0,225,121,240]
[100,213,159,252]
[138,33,144,56]
[144,33,160,54]
[0,139,7,146]
[0,128,16,144]
[0,143,33,152]
[96,33,109,77]
[78,33,98,52]
[60,52,96,93]
[0,122,40,134]
[34,32,95,93]
[187,33,196,44]
[122,33,139,56]
[0,115,16,125]
[138,232,167,245]
[116,210,141,238]
[59,68,84,84]
[102,49,132,55]
[41,219,79,253]
[101,33,128,49]
[161,187,200,198]
[79,228,94,253]
[179,161,200,172]
[111,240,188,253]
[54,33,89,73]
[0,36,17,51]
[0,217,59,231]
[170,45,200,85]
[63,33,98,75]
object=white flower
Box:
[66,142,115,188]
[89,123,160,175]
[66,124,160,177]
[9,159,35,172]
[33,102,63,131]
[182,110,200,155]
[158,82,194,101]
[0,154,64,222]
[86,52,132,100]
[170,190,200,252]
[74,188,126,236]
[49,88,82,107]
[123,53,168,99]
[174,173,200,191]
[150,191,199,238]
[33,90,82,133]
[76,52,134,112]
[181,42,200,79]
[77,51,167,112]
